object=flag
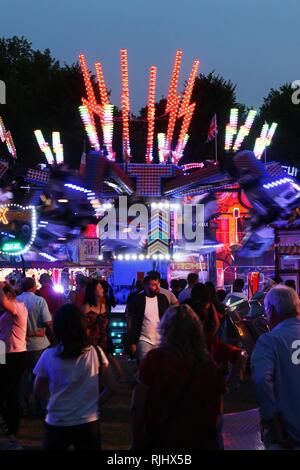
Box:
[207,114,218,141]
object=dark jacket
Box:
[127,292,169,344]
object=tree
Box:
[259,83,300,166]
[0,36,244,168]
[0,36,86,169]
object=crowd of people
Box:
[0,269,300,450]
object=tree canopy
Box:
[0,36,298,169]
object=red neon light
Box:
[146,66,157,163]
[95,62,110,106]
[165,95,180,160]
[178,60,200,117]
[165,50,182,113]
[174,102,196,163]
[79,54,97,107]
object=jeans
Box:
[0,352,27,435]
[137,340,156,363]
[43,420,101,450]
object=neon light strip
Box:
[165,95,180,160]
[224,108,239,151]
[0,116,6,142]
[181,162,204,171]
[233,109,257,152]
[5,131,17,158]
[174,102,196,163]
[34,130,55,165]
[120,49,131,161]
[39,252,58,262]
[95,62,110,106]
[266,122,278,147]
[178,60,200,117]
[146,66,157,163]
[263,177,293,189]
[52,132,64,164]
[157,133,166,163]
[254,123,269,159]
[165,50,182,113]
[103,104,114,160]
[78,105,100,151]
[79,54,98,108]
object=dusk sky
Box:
[1,0,299,112]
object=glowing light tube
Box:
[146,66,157,163]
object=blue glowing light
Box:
[263,178,293,189]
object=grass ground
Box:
[0,358,257,450]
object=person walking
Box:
[127,274,169,362]
[34,304,116,450]
[252,285,300,449]
[17,277,52,415]
[131,304,226,449]
[0,283,28,450]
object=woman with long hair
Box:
[33,304,116,450]
[82,279,126,382]
[0,283,28,450]
[131,304,226,450]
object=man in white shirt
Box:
[17,277,52,414]
[147,271,178,306]
[226,279,248,303]
[127,274,169,362]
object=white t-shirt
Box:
[139,295,160,346]
[0,301,28,353]
[226,291,248,305]
[33,345,109,427]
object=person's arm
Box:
[251,334,295,447]
[126,296,138,354]
[251,335,277,420]
[33,350,49,398]
[98,362,117,405]
[130,382,149,449]
[39,298,53,341]
[34,376,49,397]
[0,285,17,315]
[170,291,179,306]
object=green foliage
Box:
[259,83,300,165]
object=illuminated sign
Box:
[0,207,8,224]
[0,205,37,256]
[2,242,23,252]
